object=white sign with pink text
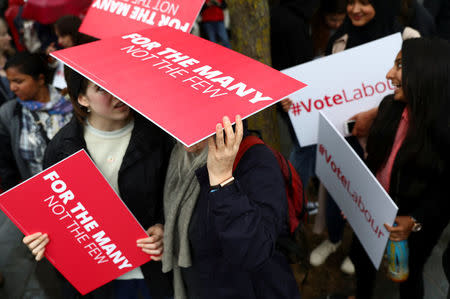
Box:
[316,112,398,269]
[283,33,402,146]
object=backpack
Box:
[232,135,308,234]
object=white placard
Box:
[316,112,398,268]
[283,33,402,146]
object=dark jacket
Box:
[43,115,174,299]
[270,0,318,71]
[0,101,34,190]
[366,96,449,232]
[424,0,450,40]
[183,144,300,299]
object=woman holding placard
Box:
[351,37,450,299]
[162,117,301,299]
[22,67,174,299]
[309,0,421,276]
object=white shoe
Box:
[340,256,355,275]
[309,239,341,266]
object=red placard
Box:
[51,27,307,146]
[0,150,151,295]
[79,0,204,38]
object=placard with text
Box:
[283,33,402,146]
[316,112,398,268]
[0,150,151,295]
[52,27,307,146]
[80,0,205,38]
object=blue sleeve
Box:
[206,145,287,271]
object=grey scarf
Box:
[162,142,208,299]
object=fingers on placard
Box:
[32,237,49,255]
[223,116,235,145]
[23,232,42,244]
[235,115,243,145]
[29,234,47,251]
[215,122,225,149]
[35,248,45,261]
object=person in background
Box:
[0,17,14,105]
[200,0,231,48]
[162,117,301,299]
[0,52,72,298]
[46,15,96,91]
[396,0,436,37]
[311,0,346,58]
[309,0,420,278]
[351,37,450,299]
[3,0,25,52]
[270,0,318,71]
[23,67,174,299]
[46,15,96,54]
[271,0,319,215]
[424,0,450,41]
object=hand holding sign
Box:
[137,224,164,260]
[207,115,243,186]
[23,233,49,261]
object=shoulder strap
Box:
[232,136,264,172]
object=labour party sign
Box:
[0,151,151,295]
[51,27,306,146]
[316,112,398,268]
[283,33,402,146]
[80,0,204,38]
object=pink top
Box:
[376,108,409,192]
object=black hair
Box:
[64,66,89,122]
[367,38,450,174]
[55,15,98,46]
[399,38,450,166]
[5,52,51,84]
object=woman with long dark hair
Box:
[352,37,450,299]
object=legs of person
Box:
[202,22,217,43]
[309,193,343,267]
[113,279,160,299]
[289,144,316,189]
[350,236,376,299]
[326,192,345,244]
[62,279,114,299]
[397,231,440,299]
[214,21,231,48]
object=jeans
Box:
[289,144,317,189]
[202,21,231,48]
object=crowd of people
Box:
[0,0,449,299]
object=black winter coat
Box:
[43,115,174,299]
[182,143,300,299]
[366,96,449,232]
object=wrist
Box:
[209,172,233,186]
[209,176,235,191]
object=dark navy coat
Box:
[183,143,301,299]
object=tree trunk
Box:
[227,0,280,150]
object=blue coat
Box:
[183,143,301,299]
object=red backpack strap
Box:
[232,136,265,172]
